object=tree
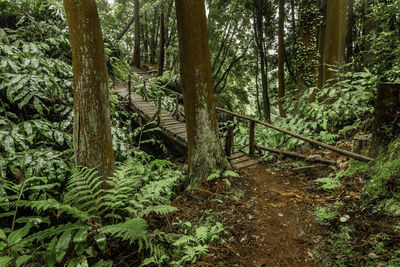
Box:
[157,1,165,76]
[253,0,272,122]
[296,0,319,102]
[278,0,286,117]
[175,0,229,188]
[133,0,141,68]
[63,0,115,178]
[318,0,348,88]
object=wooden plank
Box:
[171,128,187,135]
[232,158,260,170]
[166,124,186,131]
[230,155,251,164]
[163,120,182,126]
[230,152,247,160]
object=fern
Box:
[195,226,208,243]
[13,199,95,221]
[102,218,149,246]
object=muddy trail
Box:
[167,162,332,266]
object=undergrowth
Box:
[314,137,400,266]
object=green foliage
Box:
[362,137,400,216]
[0,154,184,266]
[315,202,342,225]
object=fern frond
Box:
[14,199,94,221]
[172,235,194,246]
[140,205,178,217]
[195,226,208,243]
[101,218,148,245]
[25,222,91,244]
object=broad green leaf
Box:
[4,136,14,154]
[33,98,43,114]
[67,256,85,267]
[0,256,13,266]
[17,93,33,109]
[0,229,6,241]
[94,233,106,251]
[56,230,72,263]
[45,236,57,267]
[15,216,50,225]
[73,230,87,256]
[16,255,33,267]
[7,223,33,246]
[8,59,19,73]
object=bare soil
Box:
[169,162,333,266]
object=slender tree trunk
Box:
[150,7,160,64]
[278,0,286,117]
[253,0,271,122]
[175,0,228,188]
[346,0,355,63]
[133,0,141,68]
[116,15,135,41]
[255,54,262,118]
[63,0,115,179]
[157,1,165,76]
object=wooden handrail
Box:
[143,85,374,162]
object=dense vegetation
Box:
[1,0,399,266]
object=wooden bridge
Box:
[119,87,262,170]
[117,78,373,171]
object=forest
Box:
[0,0,399,266]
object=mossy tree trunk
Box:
[296,0,319,103]
[63,0,115,179]
[175,0,229,188]
[133,0,141,68]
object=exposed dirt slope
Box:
[170,162,331,266]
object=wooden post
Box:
[143,80,148,101]
[249,120,255,156]
[128,73,132,105]
[225,123,234,157]
[157,96,162,122]
[370,83,400,157]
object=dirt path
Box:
[171,162,330,266]
[229,164,325,266]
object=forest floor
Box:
[167,161,333,266]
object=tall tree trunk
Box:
[296,0,319,100]
[133,0,141,68]
[175,0,228,188]
[346,0,355,63]
[63,0,115,179]
[157,1,165,76]
[253,0,271,122]
[278,0,286,117]
[319,0,348,88]
[150,7,160,64]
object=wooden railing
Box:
[128,78,374,163]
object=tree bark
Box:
[175,0,229,188]
[345,0,355,63]
[157,1,165,76]
[296,0,319,103]
[253,0,271,122]
[133,0,141,68]
[116,15,135,41]
[278,0,286,117]
[63,0,115,179]
[318,0,348,88]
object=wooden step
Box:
[232,158,260,170]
